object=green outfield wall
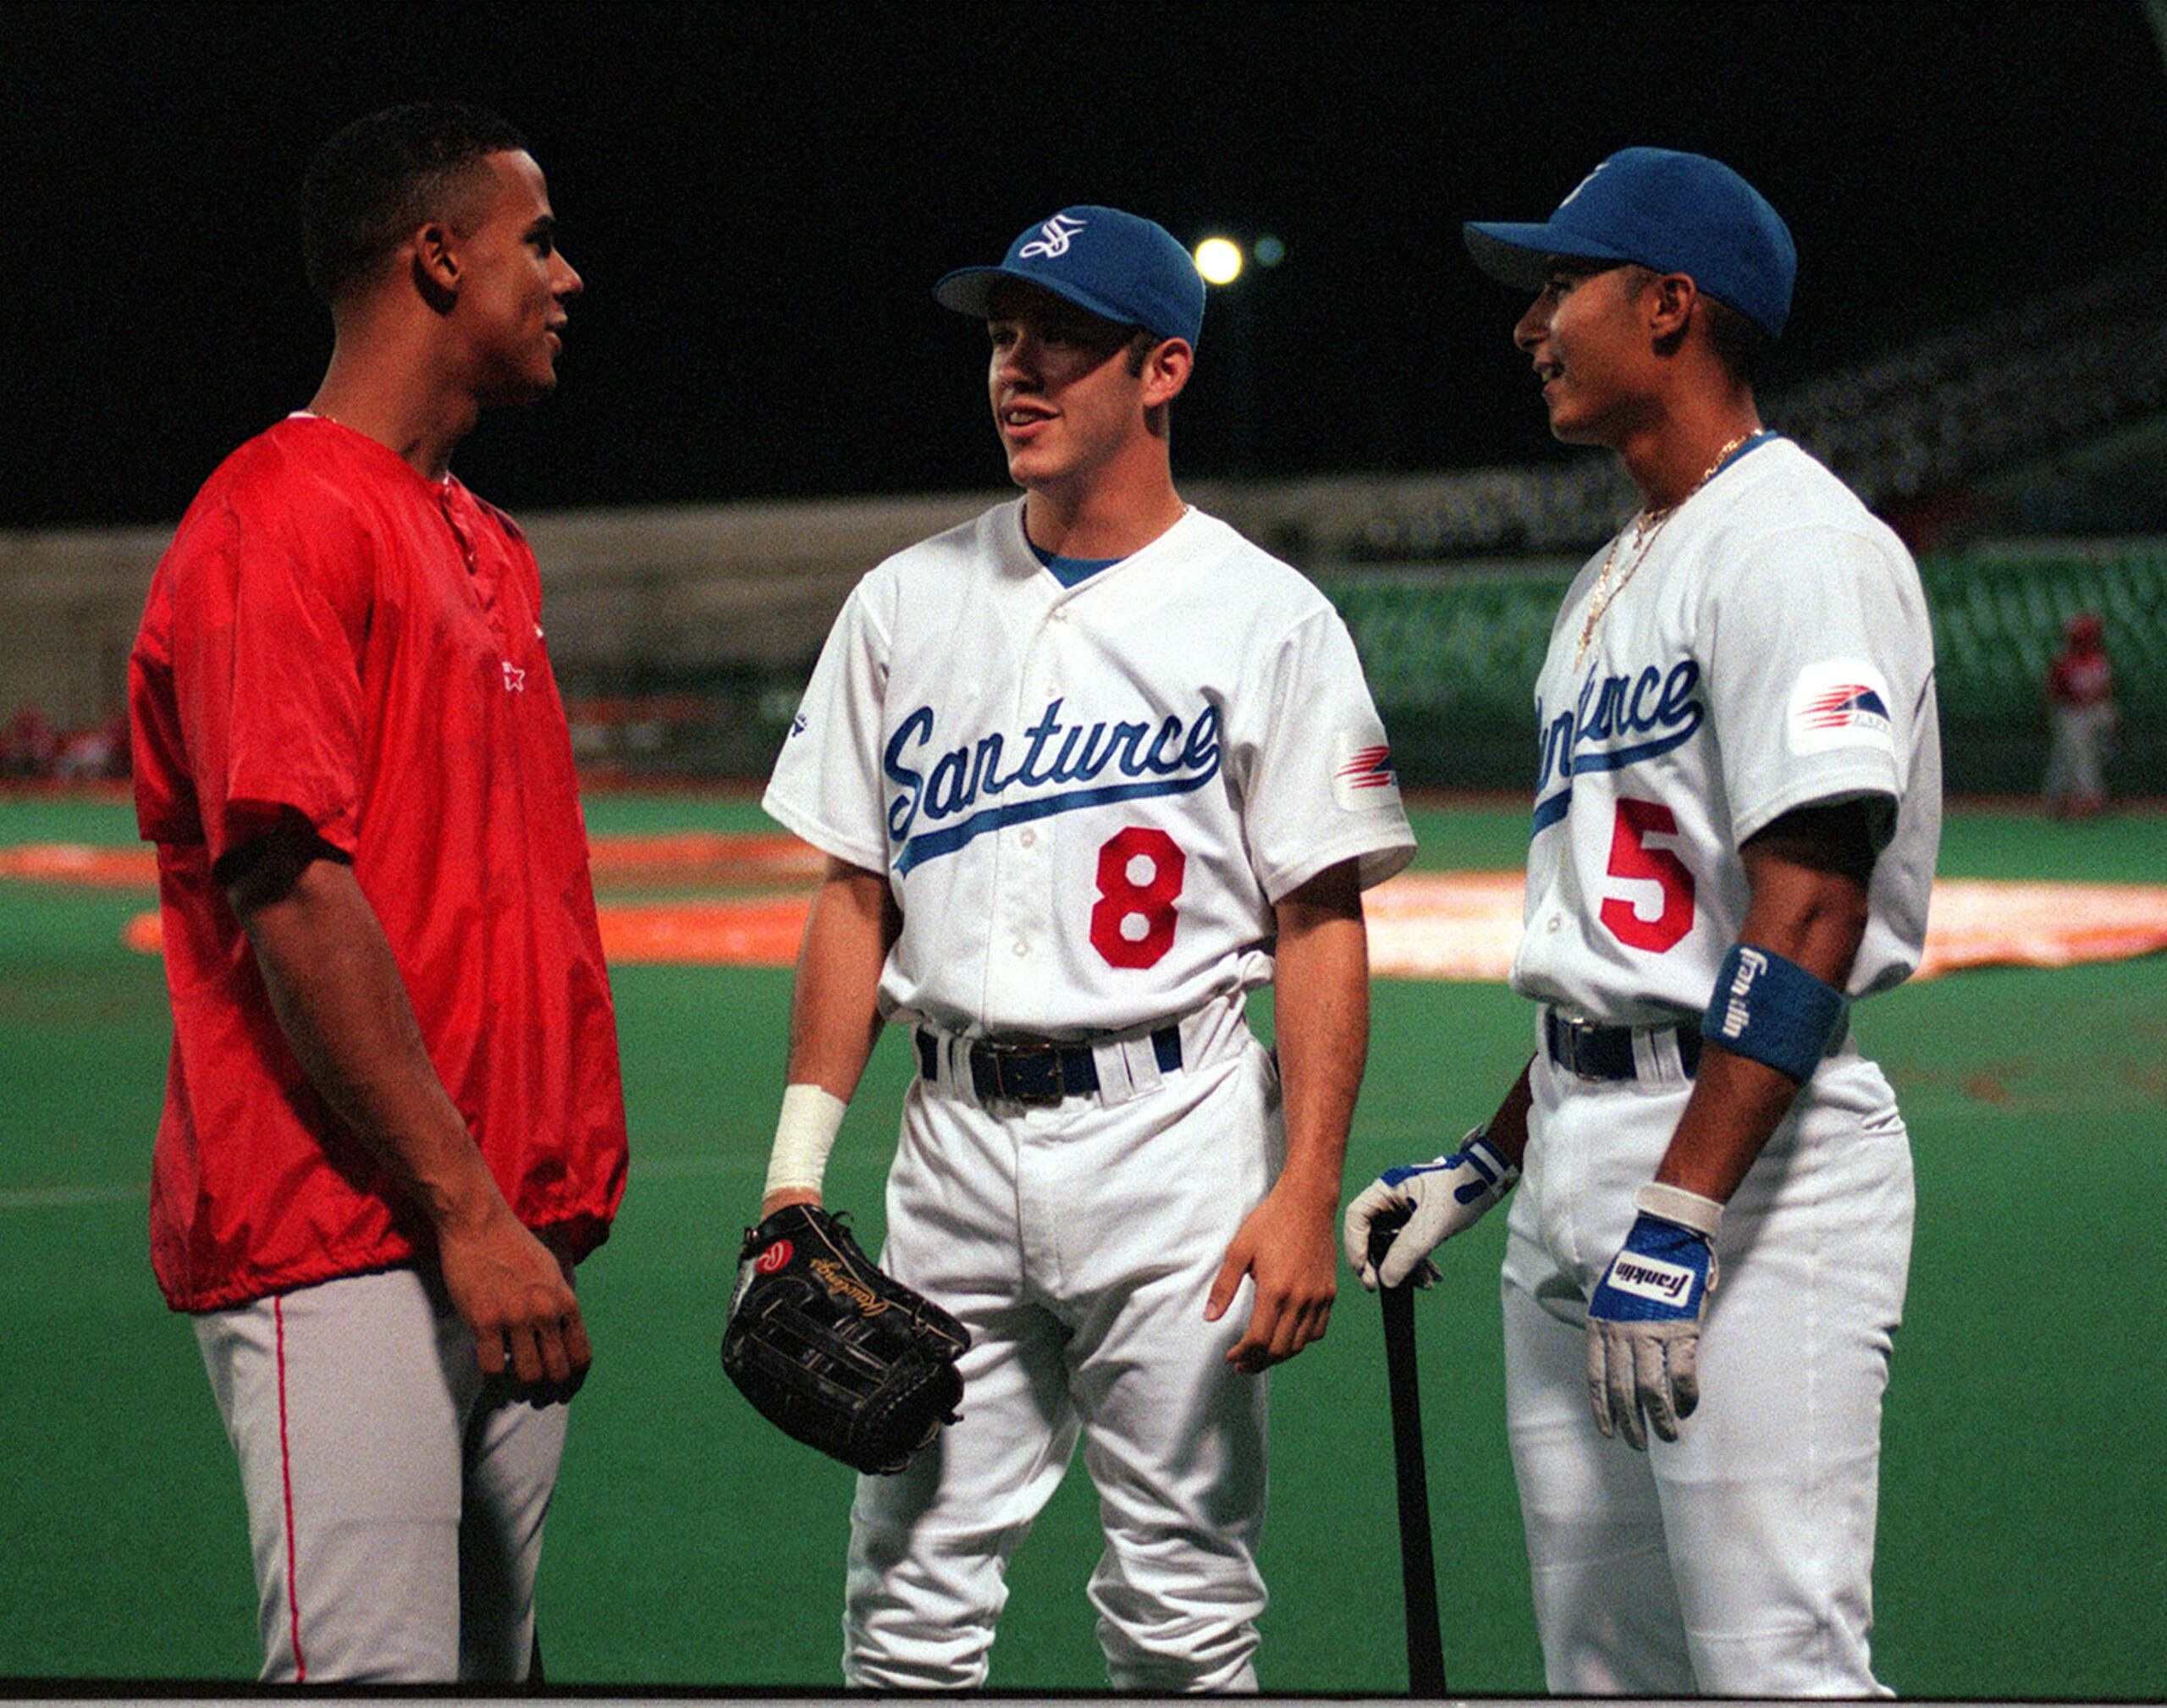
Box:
[1318,543,2167,797]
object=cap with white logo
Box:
[935,205,1205,348]
[1464,147,1795,340]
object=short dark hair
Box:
[301,103,528,307]
[1701,294,1770,385]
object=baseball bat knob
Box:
[1368,1204,1413,1281]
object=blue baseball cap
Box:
[935,205,1206,348]
[1464,147,1796,339]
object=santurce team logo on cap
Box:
[1787,658,1895,757]
[1556,158,1609,212]
[1019,212,1087,259]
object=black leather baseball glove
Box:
[721,1203,969,1475]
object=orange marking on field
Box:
[1911,879,2167,977]
[1361,873,2167,983]
[100,866,2167,978]
[0,843,156,885]
[1362,871,1529,982]
[3,830,823,893]
[596,896,812,965]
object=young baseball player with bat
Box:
[1348,148,1941,1695]
[129,105,626,1683]
[740,207,1414,1689]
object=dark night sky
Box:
[3,0,2164,527]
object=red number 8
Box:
[1090,827,1186,968]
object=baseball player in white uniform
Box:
[756,205,1414,1689]
[1347,149,1941,1696]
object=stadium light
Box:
[1194,236,1244,286]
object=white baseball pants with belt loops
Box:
[1503,1028,1913,1697]
[845,994,1278,1691]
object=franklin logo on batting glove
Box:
[1604,1252,1696,1305]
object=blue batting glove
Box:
[1586,1185,1723,1450]
[1343,1130,1519,1292]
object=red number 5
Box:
[1600,798,1696,952]
[1090,826,1186,968]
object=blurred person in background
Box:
[2043,611,2115,818]
[2,703,58,777]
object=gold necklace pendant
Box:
[1572,429,1761,666]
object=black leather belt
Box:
[916,1026,1184,1106]
[1544,1010,1702,1081]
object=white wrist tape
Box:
[763,1083,847,1198]
[1634,1181,1724,1238]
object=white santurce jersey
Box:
[766,500,1416,1038]
[1513,434,1942,1024]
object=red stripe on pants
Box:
[273,1297,306,1682]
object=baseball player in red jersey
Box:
[2043,610,2115,816]
[757,207,1414,1688]
[1348,150,1940,1694]
[128,105,626,1683]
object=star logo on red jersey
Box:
[503,661,527,693]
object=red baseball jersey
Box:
[2048,648,2112,710]
[130,415,627,1311]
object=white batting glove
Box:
[1343,1130,1519,1292]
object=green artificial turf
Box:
[1,790,2160,1691]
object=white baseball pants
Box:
[192,1264,569,1683]
[2043,702,2113,806]
[845,1012,1279,1691]
[1501,1044,1914,1696]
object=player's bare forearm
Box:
[1653,803,1875,1204]
[765,857,900,1215]
[226,813,587,1393]
[1271,860,1370,1204]
[1483,1060,1536,1169]
[1210,859,1368,1372]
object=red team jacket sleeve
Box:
[166,477,373,866]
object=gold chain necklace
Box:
[1574,430,1762,664]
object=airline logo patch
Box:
[1787,659,1895,757]
[1332,738,1401,810]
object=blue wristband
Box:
[1702,942,1846,1083]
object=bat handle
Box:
[1369,1206,1411,1287]
[1371,1205,1447,1694]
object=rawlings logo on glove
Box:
[722,1204,970,1475]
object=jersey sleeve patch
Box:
[1786,659,1895,758]
[1332,735,1402,811]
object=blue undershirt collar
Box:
[1028,537,1125,587]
